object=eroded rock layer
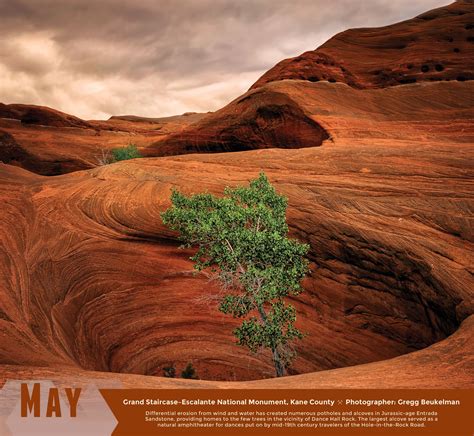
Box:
[0,109,208,175]
[0,104,92,129]
[0,2,473,387]
[0,80,472,381]
[146,90,329,156]
[2,314,472,388]
[252,1,474,90]
[152,78,474,157]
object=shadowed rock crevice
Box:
[314,231,460,347]
[0,131,33,169]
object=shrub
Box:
[95,148,114,165]
[162,365,176,378]
[111,143,142,162]
[181,363,198,379]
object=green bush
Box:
[162,365,176,378]
[111,143,142,162]
[181,363,198,379]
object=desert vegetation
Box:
[162,363,199,379]
[162,173,309,377]
[95,143,142,165]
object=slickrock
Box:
[251,0,474,90]
[0,2,472,387]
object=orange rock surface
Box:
[252,0,474,90]
[0,107,207,175]
[0,2,473,388]
[148,2,474,157]
[2,315,472,389]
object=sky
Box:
[0,0,450,120]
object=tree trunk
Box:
[272,347,286,377]
[256,304,285,377]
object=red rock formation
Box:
[0,107,207,175]
[146,90,329,156]
[0,2,472,388]
[0,103,92,129]
[0,83,472,380]
[2,315,472,388]
[0,131,35,170]
[150,77,474,156]
[252,1,474,90]
[146,2,474,157]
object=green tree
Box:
[111,143,142,161]
[161,173,309,377]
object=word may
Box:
[21,383,82,417]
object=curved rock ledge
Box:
[0,102,472,382]
[251,1,474,90]
[1,314,472,389]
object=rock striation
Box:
[0,2,472,387]
[0,105,472,381]
[251,0,474,90]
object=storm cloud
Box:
[0,0,450,119]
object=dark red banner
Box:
[100,389,474,435]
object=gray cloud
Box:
[0,0,450,119]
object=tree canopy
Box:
[161,173,309,376]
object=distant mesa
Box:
[109,112,206,124]
[0,103,92,129]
